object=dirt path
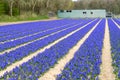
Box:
[39,20,101,80]
[0,18,58,26]
[0,22,81,55]
[0,19,96,78]
[112,19,120,29]
[99,19,115,80]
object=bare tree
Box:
[5,0,14,16]
[2,0,75,16]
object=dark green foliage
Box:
[0,0,19,16]
[4,1,9,15]
[12,8,19,16]
[0,0,5,15]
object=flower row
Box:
[108,19,120,79]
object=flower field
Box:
[0,18,120,80]
[108,18,120,80]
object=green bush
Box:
[13,8,19,16]
[0,1,5,15]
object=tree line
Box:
[74,0,120,15]
[0,0,74,16]
[0,0,120,16]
